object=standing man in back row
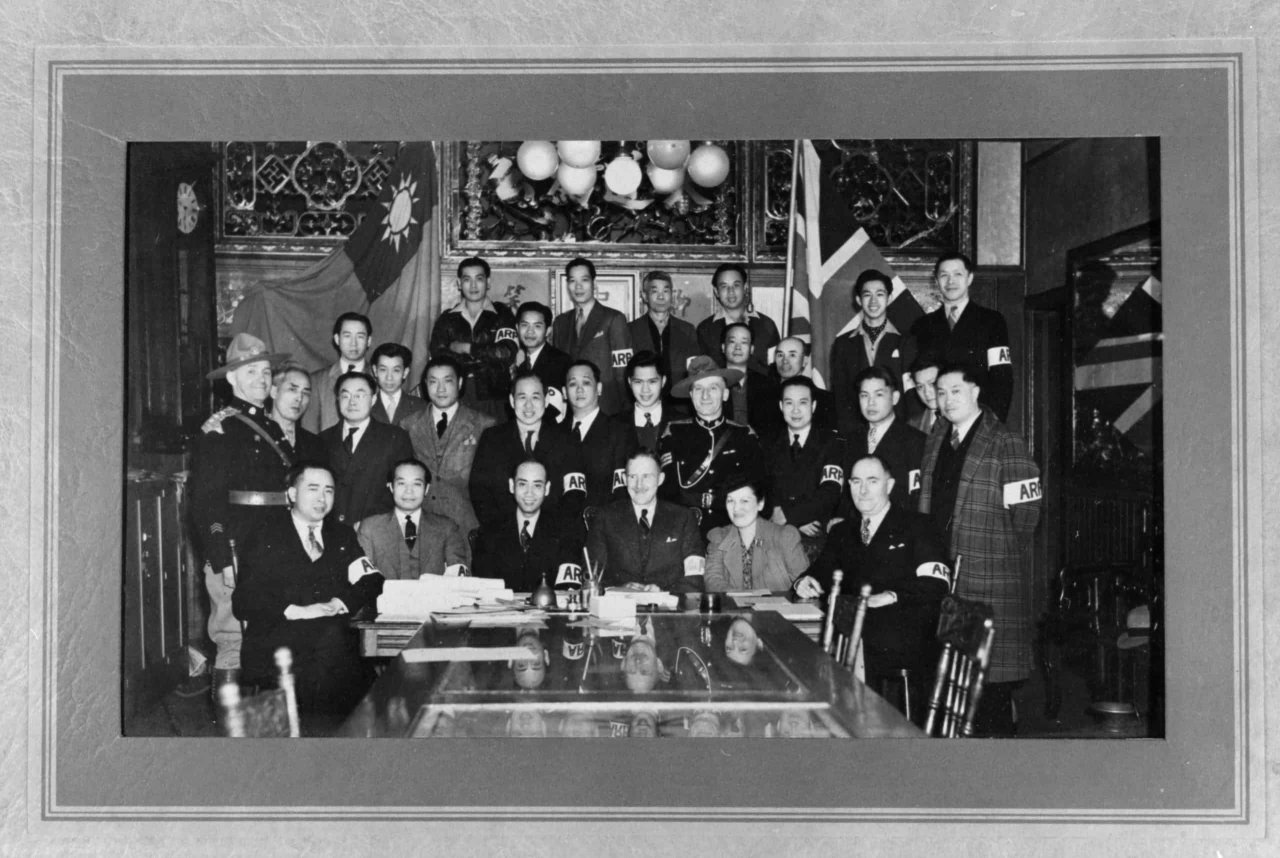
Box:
[429,256,520,421]
[910,251,1013,422]
[551,257,633,416]
[303,312,372,434]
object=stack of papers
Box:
[603,588,680,610]
[377,577,514,620]
[749,596,824,621]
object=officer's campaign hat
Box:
[671,355,745,398]
[206,333,291,380]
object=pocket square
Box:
[888,542,906,550]
[665,536,677,543]
[593,330,605,338]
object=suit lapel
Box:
[954,412,995,515]
[576,304,606,354]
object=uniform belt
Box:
[228,490,288,506]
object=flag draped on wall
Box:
[785,140,923,381]
[231,142,441,388]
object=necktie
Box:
[575,308,586,336]
[343,426,357,454]
[524,430,535,454]
[790,433,801,460]
[307,525,322,560]
[347,364,355,373]
[639,508,651,537]
[867,425,878,453]
[947,306,959,330]
[520,519,532,552]
[572,421,583,444]
[404,514,417,550]
[950,426,961,449]
[644,412,654,428]
[436,411,448,438]
[860,517,871,546]
[519,357,532,373]
[741,539,754,590]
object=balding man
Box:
[771,336,835,432]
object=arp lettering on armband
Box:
[611,348,634,368]
[820,465,844,485]
[917,562,951,582]
[495,327,518,344]
[1003,477,1042,507]
[987,345,1012,367]
[909,469,921,493]
[562,640,585,660]
[564,472,587,493]
[611,468,626,491]
[555,563,585,586]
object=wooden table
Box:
[339,609,922,738]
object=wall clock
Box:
[176,182,200,234]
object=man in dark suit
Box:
[918,363,1041,735]
[722,322,783,444]
[515,301,572,418]
[232,463,383,717]
[357,458,470,579]
[563,360,637,516]
[771,336,835,432]
[798,454,951,720]
[269,365,328,465]
[629,270,699,400]
[369,342,428,427]
[837,366,927,516]
[473,459,585,592]
[550,257,633,415]
[469,370,575,532]
[303,311,372,434]
[695,262,781,373]
[616,351,674,451]
[829,269,916,437]
[766,376,846,557]
[401,355,496,535]
[908,353,943,437]
[909,251,1014,422]
[586,450,705,593]
[320,372,414,528]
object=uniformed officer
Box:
[428,256,520,421]
[658,355,765,535]
[909,251,1014,422]
[765,376,846,559]
[188,333,292,689]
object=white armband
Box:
[611,468,626,491]
[1003,477,1042,507]
[611,348,634,368]
[909,469,921,493]
[917,562,951,583]
[495,327,518,345]
[555,563,585,587]
[820,464,844,485]
[563,472,587,493]
[987,345,1011,367]
[443,563,469,577]
[348,557,377,585]
[683,555,705,576]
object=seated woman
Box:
[703,477,810,592]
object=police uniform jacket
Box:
[550,302,634,416]
[429,301,520,402]
[231,508,382,709]
[468,418,575,532]
[402,403,495,534]
[356,509,470,579]
[910,302,1013,422]
[371,392,429,427]
[695,311,780,374]
[629,314,700,396]
[585,499,705,593]
[828,323,915,437]
[320,419,415,527]
[189,398,295,572]
[472,509,584,592]
[564,411,638,517]
[658,415,765,535]
[766,427,845,529]
[918,408,1041,683]
[808,504,951,675]
[839,417,927,516]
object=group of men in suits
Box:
[193,249,1039,735]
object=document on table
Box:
[750,596,824,621]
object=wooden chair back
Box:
[924,595,995,737]
[218,647,301,738]
[820,570,844,653]
[830,584,872,668]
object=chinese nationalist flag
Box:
[231,142,440,386]
[785,140,922,381]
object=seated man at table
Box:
[586,449,705,593]
[472,458,585,592]
[795,454,951,720]
[231,462,384,718]
[357,457,470,579]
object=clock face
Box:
[176,182,200,234]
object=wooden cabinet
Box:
[123,473,192,720]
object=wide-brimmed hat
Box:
[670,355,744,398]
[206,333,291,380]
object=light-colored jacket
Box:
[704,519,808,592]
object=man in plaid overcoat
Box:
[918,364,1041,735]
